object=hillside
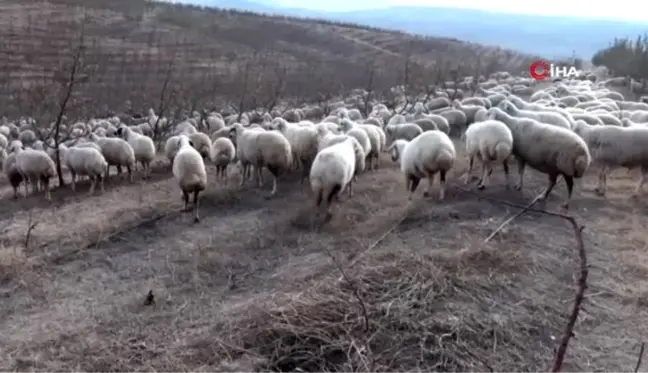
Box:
[0,0,533,118]
[174,0,648,58]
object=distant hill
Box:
[174,0,648,58]
[0,0,533,117]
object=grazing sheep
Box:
[2,143,23,198]
[438,109,468,137]
[572,120,648,196]
[488,107,591,208]
[173,135,207,223]
[309,136,365,221]
[270,118,319,183]
[164,135,182,168]
[388,131,456,200]
[463,119,513,189]
[339,119,381,170]
[385,123,423,145]
[14,147,57,200]
[89,133,136,182]
[58,144,108,195]
[229,123,292,197]
[209,137,236,181]
[499,100,571,129]
[188,132,212,159]
[117,125,156,178]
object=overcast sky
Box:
[274,0,648,21]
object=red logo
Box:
[529,60,550,80]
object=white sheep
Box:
[488,107,591,208]
[173,135,207,223]
[499,100,571,129]
[387,131,456,201]
[2,142,23,198]
[309,136,366,221]
[14,147,57,200]
[117,125,156,178]
[209,137,236,181]
[572,119,648,196]
[229,123,292,197]
[188,132,212,159]
[270,118,319,183]
[89,133,136,182]
[58,144,108,195]
[385,123,423,145]
[463,119,513,189]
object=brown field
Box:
[1,0,646,371]
[0,145,647,371]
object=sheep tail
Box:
[573,153,591,178]
[493,142,512,161]
[311,176,324,206]
[436,149,455,170]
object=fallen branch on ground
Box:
[635,342,645,373]
[454,186,587,372]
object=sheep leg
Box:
[423,175,435,197]
[594,166,608,196]
[192,191,200,223]
[502,159,510,188]
[634,166,648,195]
[42,176,51,201]
[477,162,491,190]
[88,176,96,195]
[238,164,247,187]
[300,159,310,185]
[539,173,558,201]
[70,172,77,192]
[464,156,474,184]
[23,177,30,197]
[182,191,190,212]
[439,171,447,200]
[269,173,278,197]
[99,174,105,193]
[127,166,133,183]
[562,176,574,209]
[408,176,421,201]
[514,160,526,191]
[347,180,354,197]
[256,166,264,188]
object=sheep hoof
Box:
[423,191,431,197]
[193,216,200,223]
[477,184,485,190]
[323,212,333,223]
[560,203,569,210]
[514,184,522,191]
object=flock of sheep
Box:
[1,68,647,223]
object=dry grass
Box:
[0,147,647,371]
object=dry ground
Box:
[0,144,647,371]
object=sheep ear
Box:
[189,140,194,147]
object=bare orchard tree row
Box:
[0,16,508,148]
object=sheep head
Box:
[386,139,407,163]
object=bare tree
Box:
[30,15,91,187]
